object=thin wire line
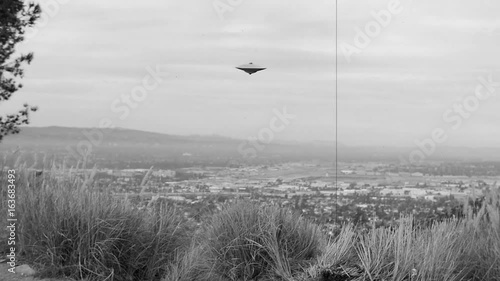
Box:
[335,0,338,229]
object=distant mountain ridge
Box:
[8,126,236,143]
[1,126,500,163]
[0,126,337,166]
[2,126,341,148]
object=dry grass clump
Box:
[166,201,324,281]
[1,161,188,281]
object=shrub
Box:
[0,162,189,281]
[199,200,324,281]
[311,189,500,281]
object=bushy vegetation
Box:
[1,161,499,281]
[318,196,499,281]
[1,161,188,281]
[200,201,324,281]
[167,186,500,281]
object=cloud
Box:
[7,0,499,146]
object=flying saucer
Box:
[236,62,266,75]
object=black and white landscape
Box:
[1,1,499,280]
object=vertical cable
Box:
[335,0,339,229]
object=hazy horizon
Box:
[14,125,500,149]
[1,0,499,147]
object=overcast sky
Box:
[2,0,499,147]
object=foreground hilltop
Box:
[0,164,499,281]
